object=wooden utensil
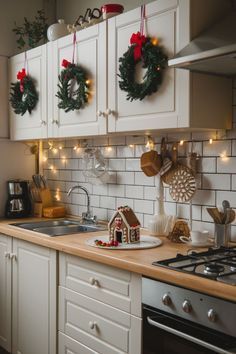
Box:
[206,207,223,224]
[140,150,162,177]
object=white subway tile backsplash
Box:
[117,146,135,158]
[108,184,125,197]
[117,172,135,185]
[202,174,230,190]
[198,158,216,173]
[135,172,155,186]
[203,140,231,157]
[43,125,236,232]
[217,157,236,173]
[126,159,140,171]
[134,199,153,214]
[109,158,126,171]
[100,196,116,209]
[126,185,144,199]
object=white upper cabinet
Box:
[9,45,47,140]
[107,0,232,133]
[48,22,107,138]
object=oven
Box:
[142,277,236,354]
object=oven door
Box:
[143,305,236,354]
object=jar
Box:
[101,4,124,20]
[47,19,69,41]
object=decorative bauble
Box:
[47,19,69,41]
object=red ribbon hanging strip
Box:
[61,32,77,67]
[17,52,28,93]
[130,4,146,61]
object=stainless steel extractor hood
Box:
[168,11,236,76]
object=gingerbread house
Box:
[108,206,141,244]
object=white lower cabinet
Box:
[59,252,142,354]
[0,234,57,354]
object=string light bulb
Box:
[179,140,184,146]
[48,141,53,150]
[209,138,213,144]
[146,136,154,150]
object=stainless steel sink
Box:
[10,219,106,236]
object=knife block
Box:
[33,188,53,217]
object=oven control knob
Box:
[207,309,217,322]
[182,300,192,313]
[162,294,172,306]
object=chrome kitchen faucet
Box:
[67,185,97,224]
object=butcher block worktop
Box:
[0,217,236,302]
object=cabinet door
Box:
[0,234,12,352]
[59,332,99,354]
[9,45,47,140]
[108,0,183,133]
[12,239,56,354]
[49,23,107,138]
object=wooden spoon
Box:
[206,207,223,224]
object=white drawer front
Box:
[59,286,142,354]
[59,331,98,354]
[59,253,141,316]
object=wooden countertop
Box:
[0,218,236,302]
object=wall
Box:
[42,78,236,240]
[0,0,56,56]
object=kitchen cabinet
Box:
[9,0,232,141]
[0,234,56,354]
[9,45,48,140]
[48,22,107,138]
[107,0,232,133]
[59,252,142,354]
[0,56,9,138]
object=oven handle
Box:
[147,316,236,354]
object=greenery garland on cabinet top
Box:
[56,59,90,113]
[118,32,168,101]
[10,68,38,116]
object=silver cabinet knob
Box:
[4,252,10,258]
[182,300,192,313]
[52,120,59,125]
[40,120,47,126]
[89,321,97,329]
[208,309,217,322]
[162,294,172,306]
[89,277,99,286]
[10,253,17,261]
[106,108,113,116]
[97,110,105,117]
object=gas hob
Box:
[153,247,236,285]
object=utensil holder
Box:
[214,224,231,248]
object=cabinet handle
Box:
[89,321,97,330]
[40,120,47,126]
[52,120,59,125]
[4,252,10,258]
[10,253,17,260]
[89,277,99,286]
[106,108,113,116]
[97,110,105,117]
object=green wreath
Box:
[118,33,168,101]
[56,59,89,113]
[10,70,38,116]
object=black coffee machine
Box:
[5,180,31,218]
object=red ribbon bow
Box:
[17,68,27,93]
[130,31,146,60]
[62,59,71,68]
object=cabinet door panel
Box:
[9,45,47,140]
[12,240,56,354]
[59,332,99,354]
[50,24,107,138]
[0,234,12,352]
[108,0,181,132]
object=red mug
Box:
[101,4,124,19]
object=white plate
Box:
[184,239,214,248]
[86,235,162,250]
